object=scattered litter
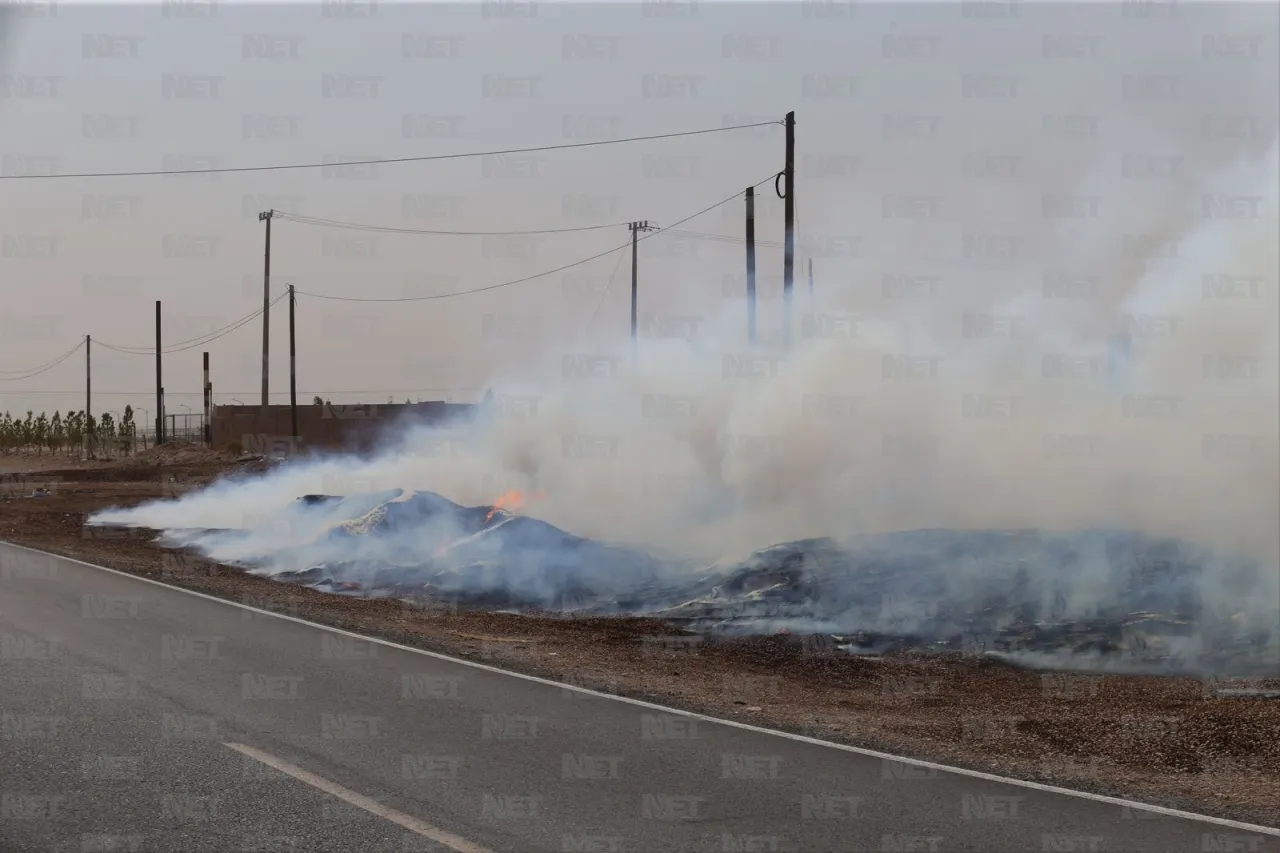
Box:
[0,487,53,502]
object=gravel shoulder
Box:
[2,453,1277,830]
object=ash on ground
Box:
[101,489,1279,677]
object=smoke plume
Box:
[93,86,1279,675]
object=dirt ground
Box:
[2,448,1278,829]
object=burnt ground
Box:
[2,448,1278,829]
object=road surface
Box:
[1,541,1276,853]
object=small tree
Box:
[99,413,115,456]
[0,412,12,455]
[120,406,135,455]
[65,411,83,456]
[50,411,64,455]
[33,412,49,456]
[85,412,97,457]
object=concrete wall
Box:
[210,402,476,455]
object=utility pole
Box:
[155,301,163,445]
[84,335,91,459]
[203,352,211,447]
[808,257,814,306]
[259,208,274,415]
[782,110,795,349]
[745,187,757,345]
[288,284,298,443]
[628,220,655,364]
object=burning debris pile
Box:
[626,532,1276,675]
[91,489,1278,676]
[171,489,677,610]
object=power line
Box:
[94,293,288,355]
[0,339,84,375]
[275,211,632,237]
[0,340,86,382]
[586,247,629,335]
[665,228,785,248]
[0,121,782,181]
[0,300,281,392]
[296,175,779,304]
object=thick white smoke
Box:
[94,87,1279,672]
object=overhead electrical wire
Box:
[664,228,785,248]
[0,339,84,375]
[0,300,282,384]
[585,247,629,335]
[96,296,285,355]
[0,117,790,395]
[274,211,631,237]
[93,293,289,356]
[0,339,86,382]
[296,175,779,304]
[0,121,782,181]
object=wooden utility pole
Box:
[745,187,757,345]
[259,209,274,415]
[84,335,91,458]
[155,301,163,445]
[203,352,211,446]
[782,110,795,348]
[288,284,298,442]
[628,220,655,364]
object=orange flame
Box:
[433,489,547,557]
[484,489,545,524]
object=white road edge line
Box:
[4,539,1277,836]
[223,742,498,853]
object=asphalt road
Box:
[1,541,1277,853]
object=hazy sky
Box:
[0,0,1275,422]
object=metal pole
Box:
[782,110,795,349]
[85,335,91,458]
[155,301,163,445]
[627,221,654,365]
[259,209,273,414]
[745,187,757,345]
[288,284,298,442]
[203,351,211,446]
[630,223,639,365]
